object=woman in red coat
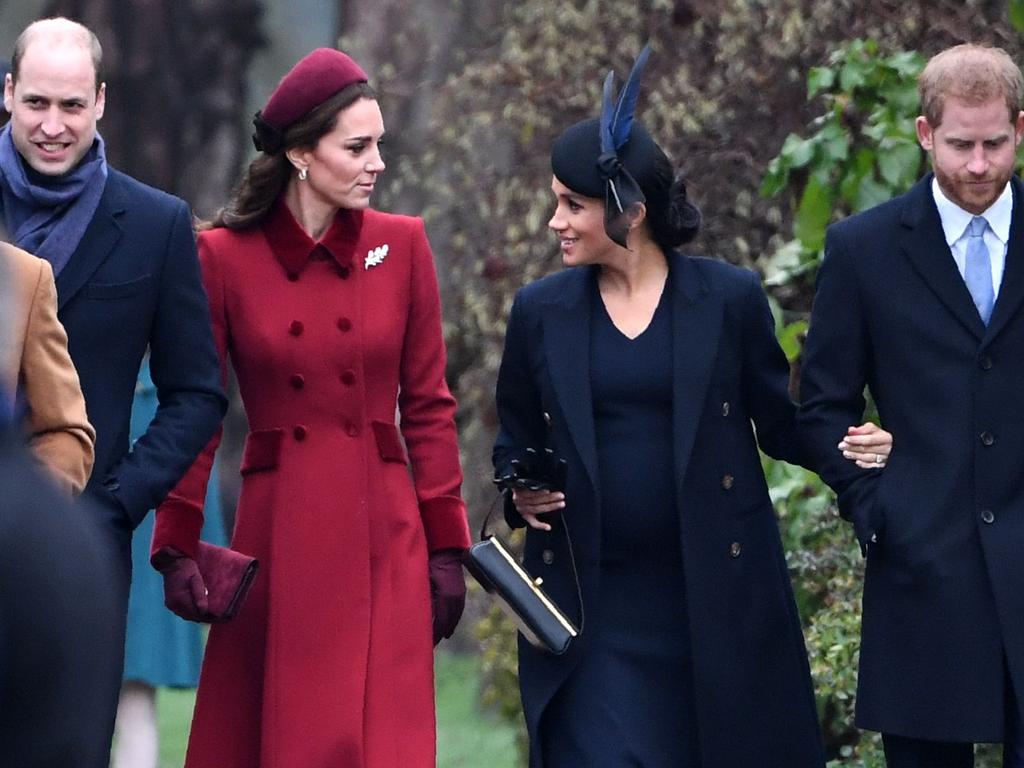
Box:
[150,49,471,767]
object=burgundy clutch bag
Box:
[195,541,258,622]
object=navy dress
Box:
[541,277,700,766]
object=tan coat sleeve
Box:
[18,255,96,495]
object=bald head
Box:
[11,17,103,93]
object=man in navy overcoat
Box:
[800,44,1024,767]
[1,18,225,765]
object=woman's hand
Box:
[838,422,892,469]
[512,488,566,531]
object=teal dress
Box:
[122,360,227,687]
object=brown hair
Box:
[11,17,104,93]
[207,81,376,231]
[919,44,1023,127]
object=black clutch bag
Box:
[464,448,581,656]
[465,535,578,655]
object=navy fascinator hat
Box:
[550,44,658,247]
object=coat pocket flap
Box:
[85,275,152,299]
[240,428,284,475]
[372,420,408,464]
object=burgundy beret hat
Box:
[252,48,368,153]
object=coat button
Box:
[344,421,360,437]
[337,317,352,332]
[542,549,555,565]
[980,431,995,446]
[293,425,307,441]
[981,509,995,524]
[289,373,305,389]
[542,411,552,427]
[722,401,730,417]
[337,266,351,279]
[722,474,734,490]
[289,320,304,336]
[979,355,993,370]
[340,370,357,386]
[287,271,299,282]
[730,542,742,557]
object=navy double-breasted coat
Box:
[494,253,826,767]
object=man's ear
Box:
[916,115,935,151]
[3,73,13,114]
[94,82,106,121]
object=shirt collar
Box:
[263,200,362,277]
[932,177,1013,246]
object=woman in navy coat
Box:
[493,49,892,768]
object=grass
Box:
[153,652,520,767]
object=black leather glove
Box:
[494,447,568,492]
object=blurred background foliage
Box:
[3,0,1024,765]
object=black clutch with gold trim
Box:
[464,448,581,656]
[464,535,577,655]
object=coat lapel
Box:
[898,175,986,341]
[983,176,1024,345]
[542,268,600,494]
[55,175,125,311]
[669,256,723,491]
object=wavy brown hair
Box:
[206,82,377,231]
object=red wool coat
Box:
[153,202,470,767]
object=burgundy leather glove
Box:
[152,547,210,622]
[429,548,467,645]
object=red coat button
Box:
[337,317,352,332]
[287,271,299,282]
[345,421,360,437]
[337,266,351,279]
[340,370,356,386]
[290,374,305,389]
[289,321,304,336]
[293,425,307,441]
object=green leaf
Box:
[853,175,892,212]
[777,319,809,363]
[795,174,834,251]
[779,132,815,168]
[839,58,869,93]
[878,140,922,187]
[807,66,836,99]
[760,156,791,198]
[1011,0,1024,33]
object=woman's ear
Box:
[625,202,647,230]
[285,147,310,174]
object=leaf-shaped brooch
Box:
[365,243,389,270]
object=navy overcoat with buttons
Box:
[800,174,1024,742]
[494,253,826,767]
[56,170,225,533]
[52,168,225,768]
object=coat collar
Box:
[54,172,123,311]
[899,173,1024,345]
[539,255,721,494]
[263,200,362,277]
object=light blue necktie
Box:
[965,216,995,325]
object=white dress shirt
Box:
[932,177,1012,297]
